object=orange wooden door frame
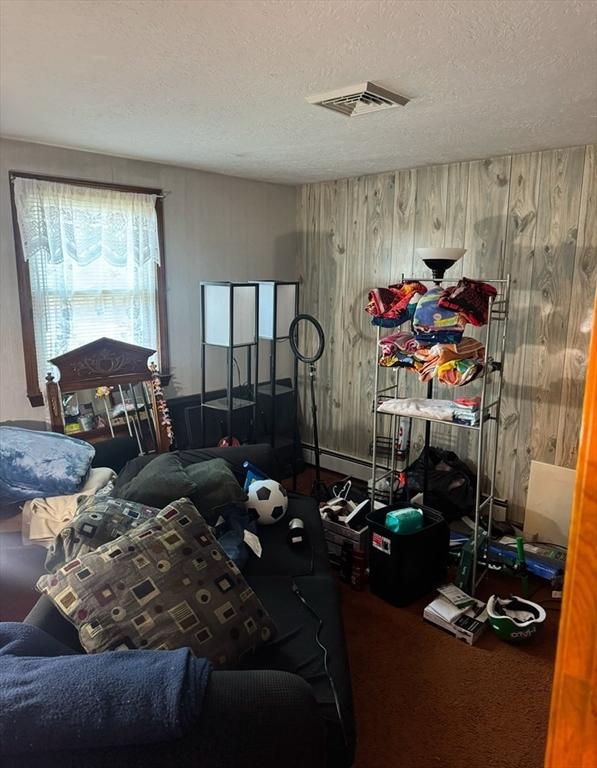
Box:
[545,290,597,767]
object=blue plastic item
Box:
[242,461,270,492]
[385,507,424,534]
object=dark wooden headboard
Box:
[45,337,171,453]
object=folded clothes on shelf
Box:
[412,337,485,382]
[438,278,497,327]
[453,396,482,425]
[377,397,456,421]
[379,352,415,368]
[366,281,427,326]
[378,330,420,366]
[413,287,466,343]
[454,396,481,409]
[453,411,481,426]
[379,330,419,356]
[437,358,484,386]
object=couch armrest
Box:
[192,669,326,768]
[24,598,326,768]
[16,669,325,768]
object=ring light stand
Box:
[289,314,328,501]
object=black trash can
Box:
[366,503,449,606]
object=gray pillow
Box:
[115,452,197,508]
[37,498,276,669]
[186,459,247,525]
[45,496,158,573]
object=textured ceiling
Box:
[1,0,596,184]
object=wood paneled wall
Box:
[297,144,596,522]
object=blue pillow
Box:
[0,427,95,504]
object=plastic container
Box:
[366,502,450,606]
[384,507,424,534]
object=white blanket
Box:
[377,397,455,421]
[22,467,116,547]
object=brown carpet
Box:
[340,578,557,768]
[290,467,558,768]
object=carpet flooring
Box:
[0,466,558,768]
[291,467,559,768]
[340,578,557,768]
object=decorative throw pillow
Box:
[45,496,158,573]
[114,452,197,508]
[37,498,276,668]
[186,459,248,526]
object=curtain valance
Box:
[13,177,160,267]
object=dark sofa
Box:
[24,444,356,768]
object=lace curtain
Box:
[13,178,160,383]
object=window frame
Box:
[9,170,170,407]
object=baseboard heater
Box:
[301,442,372,482]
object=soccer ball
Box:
[246,479,288,525]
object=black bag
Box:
[404,447,476,522]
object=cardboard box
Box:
[322,516,368,566]
[423,595,488,645]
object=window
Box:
[9,173,169,406]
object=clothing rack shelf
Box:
[369,274,511,596]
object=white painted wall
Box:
[0,138,297,422]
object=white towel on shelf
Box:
[377,397,455,421]
[22,467,116,547]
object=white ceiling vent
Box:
[307,81,409,117]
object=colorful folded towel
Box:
[437,358,484,386]
[412,337,485,382]
[378,330,420,368]
[413,337,485,364]
[438,277,497,327]
[366,287,399,317]
[379,331,419,355]
[366,281,427,325]
[413,287,465,343]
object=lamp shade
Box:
[202,282,257,346]
[416,248,466,280]
[255,281,298,340]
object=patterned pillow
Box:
[36,498,276,668]
[45,496,159,573]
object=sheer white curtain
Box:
[13,178,160,383]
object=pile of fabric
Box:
[0,622,211,756]
[365,281,428,327]
[368,276,496,388]
[378,330,420,367]
[0,426,116,544]
[413,337,485,383]
[367,277,495,330]
[377,331,486,386]
[412,287,466,344]
[377,397,456,422]
[22,467,115,547]
[452,396,482,426]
